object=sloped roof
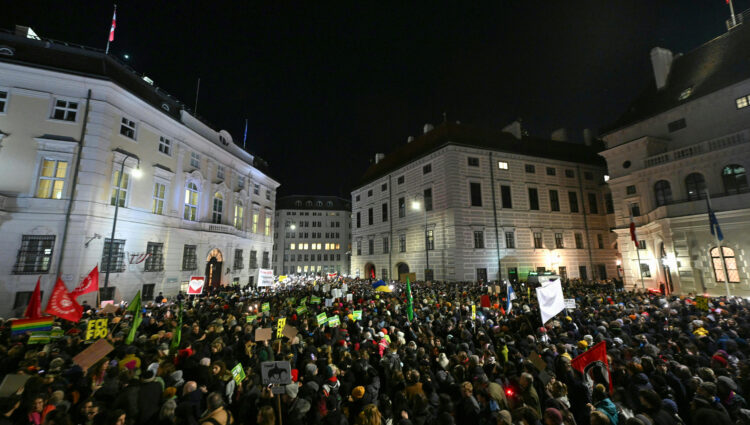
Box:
[355,122,605,189]
[604,22,750,134]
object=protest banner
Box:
[86,318,109,340]
[276,318,286,339]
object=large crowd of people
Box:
[1,278,748,425]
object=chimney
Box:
[407,136,415,143]
[423,123,434,134]
[374,153,385,164]
[502,120,522,140]
[650,47,674,90]
[583,128,594,146]
[550,128,568,142]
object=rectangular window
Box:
[626,185,637,195]
[473,231,484,249]
[0,90,7,113]
[368,239,374,255]
[262,251,270,268]
[549,190,560,211]
[736,96,749,109]
[568,191,579,213]
[253,184,260,195]
[234,249,244,270]
[383,237,389,253]
[237,176,245,189]
[381,268,388,280]
[525,164,535,173]
[377,202,386,222]
[584,171,593,180]
[13,235,55,274]
[501,185,512,208]
[190,152,201,168]
[368,208,373,225]
[505,231,515,248]
[575,233,584,249]
[588,193,599,214]
[120,117,137,139]
[266,190,271,201]
[182,245,197,270]
[356,240,362,255]
[398,197,405,217]
[565,169,575,178]
[597,233,604,249]
[630,203,641,217]
[52,99,78,121]
[579,265,588,280]
[468,157,480,167]
[249,250,258,269]
[217,164,225,180]
[152,182,166,215]
[639,263,651,278]
[252,212,259,233]
[470,182,482,206]
[423,163,432,174]
[356,212,361,228]
[638,240,646,250]
[142,284,155,301]
[534,232,543,248]
[381,183,387,191]
[14,290,45,310]
[498,161,509,170]
[528,188,539,210]
[366,189,372,197]
[265,216,271,236]
[424,188,433,211]
[110,170,129,207]
[398,175,405,184]
[546,167,556,176]
[668,118,687,132]
[426,230,435,250]
[144,242,164,272]
[101,238,125,273]
[555,233,564,248]
[605,193,614,214]
[399,235,406,252]
[158,136,171,155]
[36,159,68,199]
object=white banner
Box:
[564,299,576,309]
[258,269,274,287]
[536,279,565,324]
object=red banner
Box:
[571,341,612,393]
[45,278,83,322]
[71,265,99,298]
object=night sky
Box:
[3,1,745,196]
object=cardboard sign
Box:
[255,327,273,342]
[282,324,298,340]
[353,310,362,321]
[564,299,576,310]
[0,374,31,397]
[100,304,119,315]
[527,351,547,372]
[258,269,274,287]
[188,276,205,294]
[246,315,257,323]
[86,318,109,340]
[262,302,270,312]
[317,313,327,326]
[73,339,114,372]
[261,361,292,385]
[327,315,340,327]
[231,363,246,385]
[276,318,286,339]
[696,296,709,312]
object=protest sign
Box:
[188,276,204,294]
[86,318,109,340]
[73,339,114,372]
[282,324,298,340]
[231,363,246,385]
[317,313,327,326]
[258,269,274,287]
[353,310,362,321]
[255,328,273,342]
[327,315,340,327]
[276,318,286,339]
[262,302,270,312]
[246,315,257,323]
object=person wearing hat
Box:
[281,382,310,425]
[138,369,163,425]
[717,376,747,421]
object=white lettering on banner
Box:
[258,269,274,287]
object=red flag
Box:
[109,8,117,42]
[571,341,613,393]
[629,209,638,247]
[71,265,99,298]
[45,278,83,322]
[480,294,491,308]
[24,278,43,319]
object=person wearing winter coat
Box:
[589,385,618,425]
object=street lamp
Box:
[104,149,141,289]
[412,195,430,280]
[281,223,297,275]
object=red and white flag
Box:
[71,265,99,298]
[45,278,83,323]
[24,278,43,319]
[109,7,117,42]
[571,341,613,393]
[629,208,638,247]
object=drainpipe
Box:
[388,174,393,281]
[576,165,595,279]
[57,89,92,279]
[489,152,502,281]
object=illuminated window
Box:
[13,235,55,274]
[736,96,749,109]
[498,161,509,170]
[265,216,271,236]
[212,193,223,224]
[110,170,130,207]
[722,164,748,194]
[36,159,68,199]
[152,182,166,215]
[234,201,244,230]
[184,182,199,221]
[712,246,740,283]
[290,243,296,250]
[253,212,259,233]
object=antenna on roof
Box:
[194,77,200,114]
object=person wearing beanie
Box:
[544,407,563,425]
[348,386,368,423]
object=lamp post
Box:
[411,195,429,280]
[104,150,141,289]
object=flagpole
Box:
[729,0,737,27]
[105,4,116,55]
[707,191,731,298]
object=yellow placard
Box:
[471,304,476,320]
[85,318,109,340]
[276,318,286,339]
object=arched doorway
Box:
[364,262,376,279]
[396,263,409,280]
[206,248,223,288]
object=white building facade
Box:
[272,195,351,276]
[351,122,619,283]
[601,23,750,295]
[0,31,278,316]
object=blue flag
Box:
[707,198,724,241]
[506,281,517,314]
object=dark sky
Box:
[4,1,744,196]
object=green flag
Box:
[125,291,142,345]
[407,276,414,321]
[170,299,183,352]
